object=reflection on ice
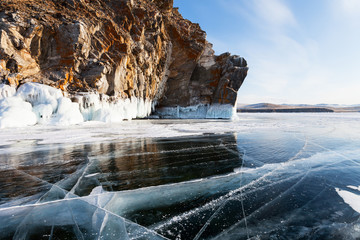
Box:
[1,114,360,239]
[0,198,166,240]
[0,134,243,239]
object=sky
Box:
[173,0,360,105]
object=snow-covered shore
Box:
[0,83,154,128]
[0,83,238,128]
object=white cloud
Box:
[237,93,289,104]
[251,0,296,28]
[233,0,360,104]
[216,0,296,30]
[331,0,360,25]
[212,0,360,104]
[240,34,317,96]
[340,0,360,15]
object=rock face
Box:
[0,0,248,119]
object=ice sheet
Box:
[0,155,167,239]
[1,112,360,147]
[0,198,167,240]
[1,114,360,239]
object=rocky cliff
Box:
[0,0,248,122]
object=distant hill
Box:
[242,103,287,109]
[237,103,360,113]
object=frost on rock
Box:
[15,83,85,125]
[0,84,16,99]
[76,94,153,123]
[0,82,237,128]
[0,96,37,128]
[0,83,156,128]
[52,97,84,125]
[16,82,63,110]
[0,83,84,127]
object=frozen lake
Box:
[1,113,360,239]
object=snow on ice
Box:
[336,187,360,213]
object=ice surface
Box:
[3,133,356,239]
[0,112,359,147]
[1,113,360,239]
[0,198,167,240]
[0,154,167,239]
